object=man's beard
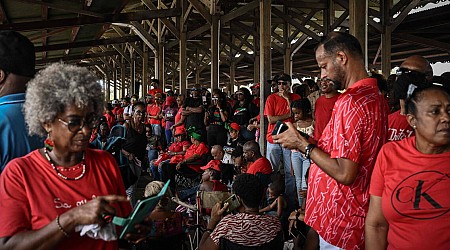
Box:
[328,63,344,90]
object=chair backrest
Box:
[219,231,284,250]
[110,124,127,138]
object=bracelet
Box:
[305,144,316,159]
[206,228,214,233]
[56,215,69,237]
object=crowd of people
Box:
[0,29,449,250]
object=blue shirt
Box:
[0,93,43,173]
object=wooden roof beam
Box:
[141,0,180,39]
[35,35,141,52]
[392,0,420,31]
[393,33,450,53]
[187,0,211,24]
[271,7,320,41]
[16,0,105,18]
[0,8,181,31]
[221,0,259,24]
[36,50,119,65]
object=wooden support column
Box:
[230,61,235,95]
[113,67,117,100]
[211,14,220,90]
[324,0,334,34]
[259,0,271,154]
[143,45,149,96]
[349,0,368,68]
[158,42,165,89]
[179,0,187,94]
[130,53,135,95]
[121,57,126,98]
[195,69,200,85]
[105,74,110,101]
[283,5,292,75]
[381,0,392,76]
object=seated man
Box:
[243,141,273,176]
[199,174,283,249]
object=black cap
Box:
[277,73,292,82]
[0,31,35,77]
[266,75,279,84]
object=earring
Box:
[413,125,417,129]
[44,131,54,150]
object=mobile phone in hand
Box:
[223,194,241,214]
[272,121,289,136]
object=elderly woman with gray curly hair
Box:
[0,63,148,249]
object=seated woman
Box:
[366,85,450,249]
[0,63,147,249]
[150,128,190,181]
[200,174,283,249]
[138,181,185,250]
[161,127,209,190]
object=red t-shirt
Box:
[370,137,450,249]
[264,93,301,143]
[0,149,132,249]
[174,107,184,130]
[313,94,340,140]
[168,140,191,153]
[146,104,161,125]
[252,97,260,108]
[184,142,209,172]
[246,157,273,175]
[305,78,388,249]
[103,112,116,130]
[387,110,414,142]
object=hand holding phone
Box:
[223,194,241,214]
[272,121,289,136]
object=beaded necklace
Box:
[43,147,86,181]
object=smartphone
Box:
[272,121,289,136]
[223,194,241,214]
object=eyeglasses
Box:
[134,110,145,116]
[277,81,288,86]
[212,97,219,100]
[58,114,99,133]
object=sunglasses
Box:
[58,114,99,133]
[277,81,288,86]
[212,97,220,100]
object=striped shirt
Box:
[210,213,281,246]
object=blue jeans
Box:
[266,142,296,210]
[291,151,310,206]
[147,149,159,178]
[165,128,173,145]
[178,184,200,202]
[151,124,162,137]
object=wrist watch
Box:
[304,144,316,159]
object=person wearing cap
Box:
[182,84,206,141]
[264,73,301,212]
[226,122,246,150]
[149,127,191,181]
[178,159,228,202]
[267,76,279,94]
[0,30,43,173]
[146,92,163,138]
[231,87,258,141]
[161,127,209,190]
[162,95,178,145]
[111,99,124,124]
[251,83,261,107]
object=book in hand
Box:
[112,180,170,239]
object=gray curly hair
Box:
[24,63,104,137]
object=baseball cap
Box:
[111,100,119,105]
[200,160,221,172]
[277,73,292,82]
[228,122,240,131]
[174,127,186,136]
[251,83,260,89]
[0,31,35,77]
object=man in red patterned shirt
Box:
[274,32,388,249]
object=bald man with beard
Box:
[388,55,433,142]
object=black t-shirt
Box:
[231,101,258,126]
[183,97,205,130]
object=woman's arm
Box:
[365,195,389,250]
[259,198,278,213]
[0,195,129,250]
[276,197,286,218]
